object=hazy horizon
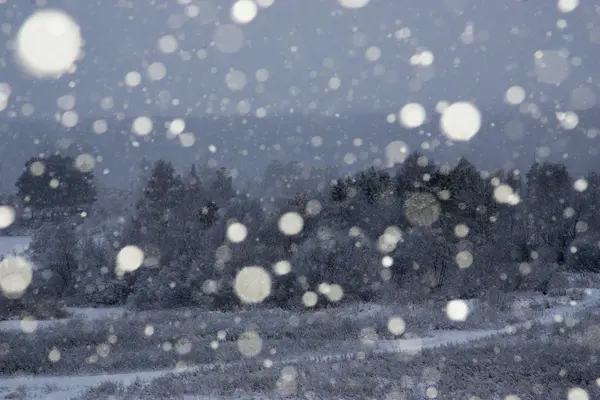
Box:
[1,0,599,190]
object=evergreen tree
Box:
[123,160,184,261]
[439,158,495,242]
[16,153,97,210]
[211,167,235,204]
[525,162,577,261]
[29,222,79,297]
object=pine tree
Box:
[16,153,97,210]
[124,160,184,251]
[525,162,576,261]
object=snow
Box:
[1,288,598,399]
[66,306,127,320]
[0,307,126,332]
[0,236,31,259]
[0,318,65,332]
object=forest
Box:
[3,151,600,316]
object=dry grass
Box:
[76,317,600,399]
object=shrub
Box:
[565,234,600,273]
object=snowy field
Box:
[1,235,599,399]
[0,283,599,399]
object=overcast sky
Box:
[1,0,598,117]
[0,1,599,191]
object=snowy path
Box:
[1,288,598,398]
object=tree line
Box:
[4,151,600,313]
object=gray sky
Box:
[1,0,598,116]
[0,0,599,191]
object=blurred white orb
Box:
[116,245,144,273]
[338,0,370,9]
[231,0,258,24]
[278,212,304,236]
[440,102,481,142]
[234,266,271,303]
[0,256,33,299]
[0,206,16,229]
[15,10,82,78]
[446,299,470,321]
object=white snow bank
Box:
[0,307,127,332]
[0,318,67,332]
[66,307,127,320]
[0,236,31,259]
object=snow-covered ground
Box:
[0,235,31,259]
[0,307,126,332]
[66,306,127,321]
[1,288,598,399]
[0,228,596,398]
